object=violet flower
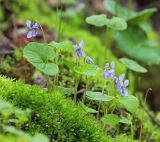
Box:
[73,40,85,59]
[103,61,115,80]
[114,74,129,96]
[26,20,39,38]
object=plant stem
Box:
[53,49,59,86]
[115,0,119,16]
[74,77,80,103]
[82,76,89,103]
[139,88,152,141]
[57,0,62,41]
[36,21,46,43]
[97,81,106,120]
[131,122,134,141]
[45,75,51,92]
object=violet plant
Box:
[23,18,138,139]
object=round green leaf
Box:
[106,17,127,31]
[86,91,113,101]
[120,58,147,73]
[23,42,59,75]
[86,14,127,31]
[37,63,59,76]
[74,64,98,76]
[119,95,139,113]
[86,14,108,27]
[116,26,160,65]
[101,114,120,126]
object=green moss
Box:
[0,76,110,142]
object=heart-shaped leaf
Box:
[106,17,127,31]
[74,64,98,76]
[86,14,106,27]
[116,26,160,65]
[119,95,139,113]
[101,114,120,126]
[23,42,59,75]
[86,91,113,101]
[86,14,127,31]
[86,14,108,27]
[120,58,147,73]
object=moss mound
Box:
[0,76,110,142]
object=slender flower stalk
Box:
[82,77,89,103]
[97,81,106,120]
[74,77,80,103]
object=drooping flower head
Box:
[85,56,99,69]
[73,40,85,59]
[103,61,115,80]
[85,56,95,64]
[26,20,39,38]
[114,74,129,96]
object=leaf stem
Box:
[131,122,134,141]
[82,76,89,103]
[128,0,132,16]
[139,88,152,141]
[74,77,80,103]
[57,0,63,41]
[97,81,106,120]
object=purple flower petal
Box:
[26,20,31,29]
[124,80,129,87]
[119,74,125,82]
[76,49,85,59]
[122,89,128,96]
[79,40,84,48]
[27,30,34,38]
[32,22,39,29]
[32,30,38,37]
[73,41,86,59]
[111,61,115,69]
[27,29,37,38]
[104,70,110,79]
